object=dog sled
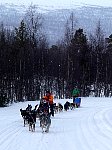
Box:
[74,97,81,108]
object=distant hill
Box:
[0,3,112,44]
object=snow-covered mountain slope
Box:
[1,0,112,8]
[0,97,112,150]
[43,6,112,44]
[0,4,112,44]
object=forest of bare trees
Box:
[0,6,112,106]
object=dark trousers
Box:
[50,104,54,116]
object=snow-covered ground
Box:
[0,97,112,150]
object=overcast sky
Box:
[0,0,112,8]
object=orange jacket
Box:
[43,95,53,104]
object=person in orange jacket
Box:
[43,90,54,117]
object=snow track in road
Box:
[0,98,112,150]
[87,110,111,150]
[0,122,24,150]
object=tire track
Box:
[103,109,112,130]
[87,109,112,150]
[78,113,95,150]
[93,108,112,140]
[0,121,25,150]
[72,107,112,150]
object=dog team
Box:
[20,89,81,133]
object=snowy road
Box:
[0,97,112,150]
